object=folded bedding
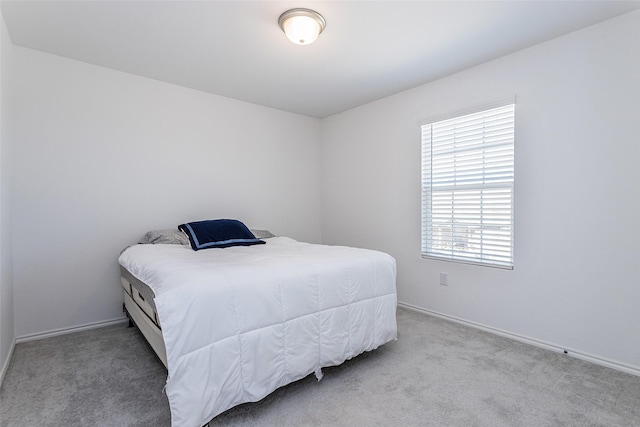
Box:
[119,236,397,427]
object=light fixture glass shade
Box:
[278,9,325,45]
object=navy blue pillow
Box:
[178,219,265,251]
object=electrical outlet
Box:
[440,273,448,286]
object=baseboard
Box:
[0,337,16,387]
[15,317,129,344]
[398,302,640,377]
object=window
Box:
[421,103,515,269]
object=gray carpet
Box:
[1,308,639,426]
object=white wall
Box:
[321,11,640,371]
[0,9,15,381]
[10,47,322,338]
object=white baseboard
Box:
[398,302,640,377]
[15,317,129,344]
[0,337,16,387]
[0,338,16,387]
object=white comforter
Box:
[119,237,397,427]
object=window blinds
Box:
[421,103,515,269]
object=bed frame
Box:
[121,276,167,367]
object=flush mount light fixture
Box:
[278,8,326,45]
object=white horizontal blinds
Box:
[421,104,515,268]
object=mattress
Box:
[119,236,397,427]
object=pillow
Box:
[178,219,266,251]
[138,229,190,245]
[250,229,276,239]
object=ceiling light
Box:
[278,8,326,45]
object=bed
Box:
[118,221,397,427]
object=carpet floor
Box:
[1,307,639,426]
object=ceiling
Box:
[2,1,639,118]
